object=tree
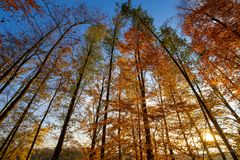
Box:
[180,0,240,107]
[52,24,106,160]
[118,26,156,160]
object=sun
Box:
[203,132,214,142]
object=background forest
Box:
[0,0,239,160]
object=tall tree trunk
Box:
[99,1,132,157]
[26,76,63,160]
[100,20,118,160]
[89,76,105,160]
[51,41,92,160]
[137,70,154,160]
[175,54,238,160]
[135,36,154,160]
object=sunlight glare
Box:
[203,132,214,142]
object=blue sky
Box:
[65,0,181,27]
[0,0,181,35]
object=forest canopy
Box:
[0,0,239,160]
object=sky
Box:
[64,0,181,27]
[0,0,182,36]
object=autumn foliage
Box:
[0,1,239,160]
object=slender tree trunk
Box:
[134,36,154,160]
[139,20,238,159]
[51,41,92,160]
[0,23,80,124]
[90,76,105,160]
[100,20,118,160]
[186,112,213,160]
[26,76,63,160]
[0,26,57,82]
[175,55,238,160]
[137,70,154,160]
[99,1,133,157]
